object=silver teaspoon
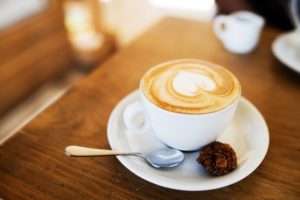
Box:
[65,145,184,168]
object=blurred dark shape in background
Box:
[216,0,300,30]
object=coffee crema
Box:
[141,59,241,114]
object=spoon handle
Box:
[65,145,139,157]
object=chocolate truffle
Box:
[197,141,237,176]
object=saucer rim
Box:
[107,90,269,191]
[272,30,300,73]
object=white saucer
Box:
[107,90,269,191]
[272,30,300,73]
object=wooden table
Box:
[1,18,299,199]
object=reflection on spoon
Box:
[65,145,185,169]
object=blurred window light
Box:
[98,0,112,3]
[64,2,103,51]
[64,3,93,33]
[71,31,104,51]
[150,0,215,11]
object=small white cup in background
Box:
[213,11,265,54]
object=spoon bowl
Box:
[65,146,184,168]
[144,148,185,168]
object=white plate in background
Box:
[272,30,300,73]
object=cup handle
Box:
[213,15,228,41]
[123,101,150,134]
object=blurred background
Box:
[0,0,217,142]
[0,0,296,143]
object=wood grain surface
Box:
[0,18,299,199]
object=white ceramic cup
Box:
[213,11,265,54]
[123,73,240,151]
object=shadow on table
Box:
[270,57,300,83]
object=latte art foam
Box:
[172,71,216,96]
[141,59,241,114]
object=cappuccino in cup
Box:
[124,59,241,151]
[141,59,240,114]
